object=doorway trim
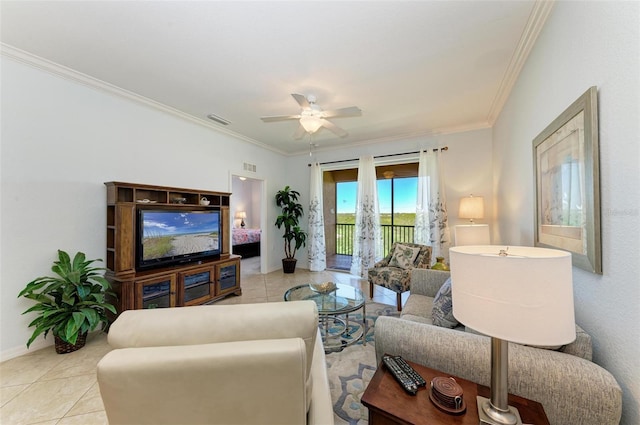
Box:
[230,171,267,275]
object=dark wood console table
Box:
[361,358,550,425]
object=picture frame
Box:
[533,86,602,274]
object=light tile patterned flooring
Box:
[1,258,406,424]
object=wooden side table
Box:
[361,357,550,425]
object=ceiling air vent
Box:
[206,113,231,126]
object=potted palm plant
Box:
[275,186,307,273]
[18,250,117,354]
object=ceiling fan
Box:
[261,94,362,139]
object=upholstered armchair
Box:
[97,301,334,425]
[368,242,432,310]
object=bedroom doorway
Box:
[231,174,266,276]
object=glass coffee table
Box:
[284,283,367,352]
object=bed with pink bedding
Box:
[232,228,261,258]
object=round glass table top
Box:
[284,282,365,315]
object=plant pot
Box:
[54,332,87,354]
[282,258,297,274]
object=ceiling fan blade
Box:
[260,115,300,122]
[291,93,310,109]
[320,119,348,138]
[293,124,307,140]
[321,106,362,118]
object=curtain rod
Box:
[308,146,448,167]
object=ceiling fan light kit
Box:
[261,93,361,139]
[300,116,323,134]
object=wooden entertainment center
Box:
[105,181,241,313]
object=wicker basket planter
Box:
[54,332,87,354]
[282,258,297,274]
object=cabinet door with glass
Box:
[180,265,215,306]
[216,259,240,296]
[135,275,177,309]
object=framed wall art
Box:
[533,86,602,274]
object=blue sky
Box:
[337,177,418,213]
[142,211,219,236]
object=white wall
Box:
[231,176,261,229]
[285,128,495,263]
[492,2,639,424]
[0,56,289,359]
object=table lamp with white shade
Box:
[236,211,246,228]
[449,245,575,425]
[455,194,490,245]
[458,194,484,223]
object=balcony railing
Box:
[335,223,415,255]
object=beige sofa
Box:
[97,301,334,425]
[374,269,622,425]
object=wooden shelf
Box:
[106,181,230,207]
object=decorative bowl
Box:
[309,281,337,294]
[172,197,187,204]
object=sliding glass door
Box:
[377,177,417,253]
[335,176,417,257]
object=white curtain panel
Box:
[308,162,327,271]
[350,156,382,278]
[414,150,451,262]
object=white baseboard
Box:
[1,338,53,363]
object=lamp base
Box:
[477,396,522,425]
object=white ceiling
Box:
[1,1,549,155]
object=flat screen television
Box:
[136,207,221,271]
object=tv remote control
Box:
[393,355,426,387]
[382,355,418,395]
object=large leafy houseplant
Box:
[275,186,307,272]
[18,250,116,352]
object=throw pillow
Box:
[388,244,421,269]
[431,278,459,329]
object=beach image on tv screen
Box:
[142,211,219,260]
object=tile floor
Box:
[1,260,406,424]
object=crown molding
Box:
[486,0,555,125]
[1,43,288,156]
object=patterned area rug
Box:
[325,302,400,424]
